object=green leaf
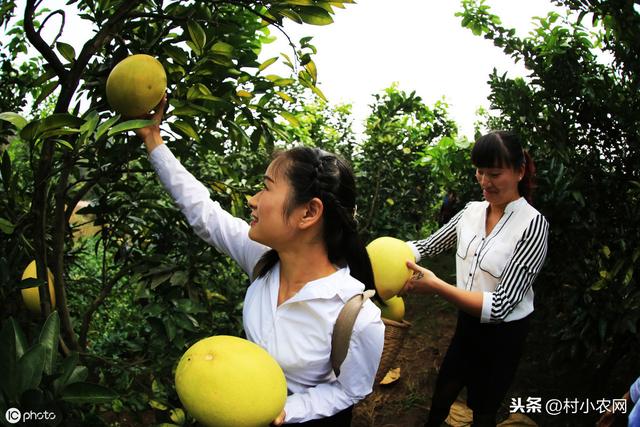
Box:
[19,277,45,289]
[170,408,185,424]
[275,91,294,103]
[284,0,314,5]
[17,343,46,395]
[80,110,100,141]
[0,112,28,130]
[60,382,118,403]
[107,119,155,137]
[95,114,121,140]
[278,9,303,24]
[0,218,14,234]
[187,21,206,51]
[38,311,60,376]
[304,59,317,83]
[33,79,59,108]
[66,365,88,385]
[149,399,169,410]
[56,42,76,62]
[0,318,28,400]
[297,6,334,25]
[53,139,74,150]
[258,57,278,72]
[211,41,233,58]
[19,113,84,141]
[186,83,213,101]
[280,111,300,127]
[53,352,79,393]
[170,120,200,142]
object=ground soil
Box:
[352,292,457,427]
[352,253,459,427]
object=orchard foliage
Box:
[0,0,357,423]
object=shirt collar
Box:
[285,267,364,304]
[504,197,526,214]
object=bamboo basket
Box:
[374,317,411,383]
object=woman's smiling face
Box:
[247,159,299,249]
[475,165,523,206]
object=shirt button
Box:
[469,273,472,277]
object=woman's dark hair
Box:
[470,130,536,203]
[252,146,377,299]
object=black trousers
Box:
[285,405,353,426]
[425,311,531,427]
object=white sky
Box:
[9,0,563,139]
[259,0,563,139]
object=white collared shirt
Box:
[149,144,384,423]
[408,198,549,323]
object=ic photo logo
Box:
[5,408,21,424]
[5,407,58,424]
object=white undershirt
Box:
[149,144,385,423]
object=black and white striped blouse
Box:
[407,197,549,323]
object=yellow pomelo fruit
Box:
[175,335,287,427]
[106,54,167,117]
[21,260,56,313]
[366,237,414,300]
[378,296,405,322]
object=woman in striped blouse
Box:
[402,130,549,426]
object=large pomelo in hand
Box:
[175,335,287,427]
[21,260,56,313]
[106,54,166,117]
[366,237,414,300]
[378,296,405,322]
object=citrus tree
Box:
[0,0,355,423]
[354,85,462,242]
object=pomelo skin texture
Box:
[366,237,415,300]
[106,54,167,117]
[21,260,56,313]
[378,296,405,322]
[175,335,287,427]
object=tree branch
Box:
[59,1,139,110]
[23,0,66,79]
[37,9,65,48]
[78,260,143,350]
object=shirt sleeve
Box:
[481,214,549,323]
[149,144,269,276]
[631,376,640,403]
[406,204,466,262]
[283,303,385,423]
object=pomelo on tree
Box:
[106,54,167,117]
[366,236,414,300]
[21,260,56,313]
[175,335,287,427]
[377,296,405,322]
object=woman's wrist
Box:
[144,130,164,154]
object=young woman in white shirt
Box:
[136,97,385,426]
[401,131,549,426]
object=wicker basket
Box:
[374,318,411,383]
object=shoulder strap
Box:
[330,289,376,377]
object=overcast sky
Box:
[9,0,563,139]
[258,0,562,139]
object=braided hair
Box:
[252,147,376,297]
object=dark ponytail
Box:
[519,150,536,203]
[471,130,537,204]
[252,147,377,299]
